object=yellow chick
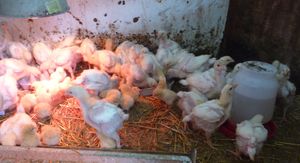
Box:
[1,132,17,146]
[152,72,177,105]
[100,89,122,106]
[40,125,61,146]
[119,82,140,100]
[34,103,52,122]
[20,124,40,147]
[104,38,116,51]
[20,93,37,113]
[119,83,140,110]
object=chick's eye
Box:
[229,87,233,91]
[217,64,220,67]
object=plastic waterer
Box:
[230,61,279,123]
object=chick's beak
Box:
[228,57,235,63]
[232,84,238,89]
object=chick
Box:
[20,93,37,113]
[233,114,268,161]
[104,38,116,51]
[226,63,242,84]
[8,42,33,64]
[119,82,140,100]
[80,38,96,62]
[0,73,19,115]
[65,86,129,148]
[119,83,140,110]
[100,89,122,106]
[50,67,67,82]
[96,131,117,149]
[32,42,52,65]
[177,90,208,129]
[0,113,37,146]
[180,56,234,99]
[73,69,115,96]
[20,124,40,147]
[34,103,52,122]
[40,125,61,146]
[1,132,17,146]
[152,72,177,105]
[183,84,237,149]
[272,60,296,121]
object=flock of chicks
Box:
[0,23,296,161]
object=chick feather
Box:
[236,114,268,161]
[40,125,61,146]
[65,86,129,148]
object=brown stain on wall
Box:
[220,0,300,91]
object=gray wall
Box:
[220,0,300,91]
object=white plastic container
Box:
[230,61,279,123]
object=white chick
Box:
[226,63,242,84]
[50,67,67,82]
[73,69,116,96]
[100,89,122,106]
[115,40,136,63]
[58,76,72,90]
[234,114,268,161]
[34,85,52,104]
[183,84,237,148]
[34,103,52,122]
[80,38,97,61]
[20,124,40,147]
[119,83,140,110]
[87,50,122,74]
[0,58,41,81]
[32,42,52,65]
[20,93,37,113]
[155,30,181,70]
[48,46,82,79]
[119,63,157,88]
[0,64,6,76]
[166,52,212,79]
[136,50,163,80]
[8,42,33,64]
[96,131,117,149]
[56,35,81,49]
[40,125,61,146]
[272,60,296,121]
[32,79,60,103]
[152,73,177,105]
[180,56,234,99]
[0,112,37,146]
[0,22,12,59]
[65,86,129,148]
[177,89,208,119]
[0,74,19,115]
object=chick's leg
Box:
[65,66,75,79]
[227,149,242,160]
[281,95,295,123]
[281,106,289,123]
[110,132,121,148]
[205,132,216,150]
